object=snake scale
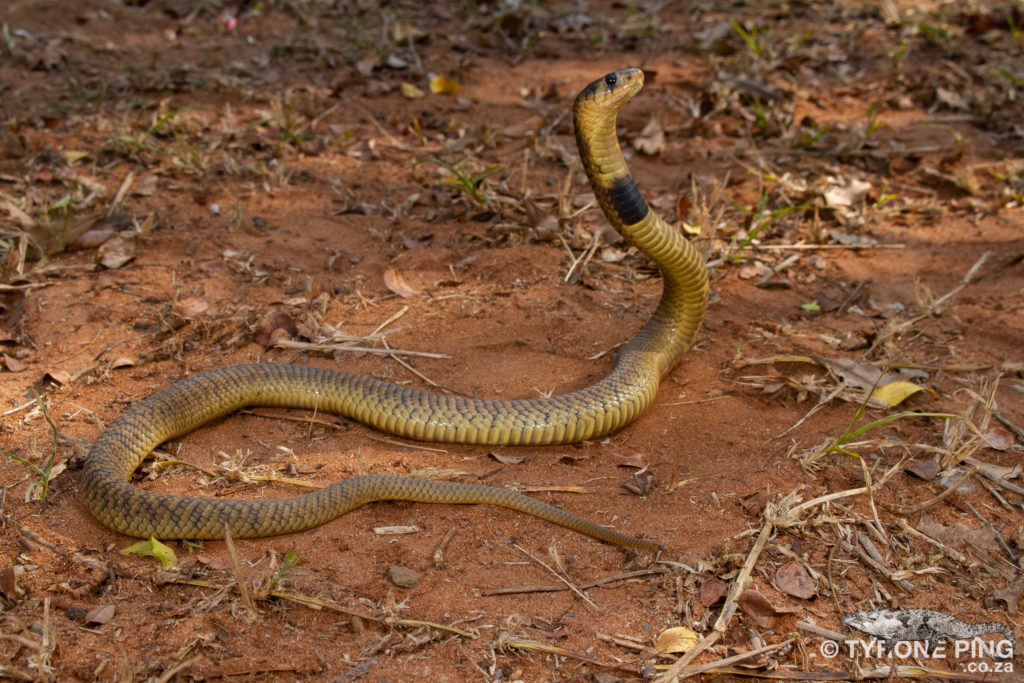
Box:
[82,69,709,550]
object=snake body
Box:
[81,69,709,549]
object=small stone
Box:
[66,605,87,621]
[386,565,420,588]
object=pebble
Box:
[386,565,420,588]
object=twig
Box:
[223,524,258,621]
[481,568,667,596]
[273,338,450,359]
[512,543,597,611]
[666,637,793,678]
[656,513,775,681]
[885,468,974,516]
[963,500,1016,561]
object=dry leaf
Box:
[400,233,434,249]
[600,247,627,263]
[111,356,137,369]
[488,452,526,465]
[391,20,426,42]
[97,234,135,269]
[2,354,26,372]
[824,178,872,208]
[994,577,1024,615]
[905,459,940,481]
[383,268,420,298]
[633,117,665,155]
[775,561,816,600]
[622,470,652,496]
[737,589,795,628]
[655,626,699,654]
[45,369,71,385]
[700,577,727,607]
[67,220,116,250]
[400,82,424,99]
[873,379,934,407]
[0,566,16,600]
[85,604,116,625]
[812,356,901,396]
[918,521,1000,552]
[983,424,1015,451]
[253,311,297,348]
[428,74,461,95]
[175,295,209,320]
[613,453,647,469]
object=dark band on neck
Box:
[607,175,649,226]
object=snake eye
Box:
[604,73,617,88]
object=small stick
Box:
[963,500,1016,562]
[886,468,974,516]
[795,620,846,642]
[432,525,460,568]
[274,338,450,359]
[756,243,905,251]
[223,524,258,621]
[512,543,597,611]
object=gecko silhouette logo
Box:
[840,608,1015,662]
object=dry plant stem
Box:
[273,338,450,359]
[897,520,967,564]
[481,568,666,596]
[886,468,974,516]
[505,639,639,674]
[222,524,258,620]
[664,638,793,678]
[857,455,887,544]
[432,525,459,567]
[656,516,774,682]
[964,455,1024,496]
[512,543,597,610]
[795,620,845,642]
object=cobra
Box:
[81,68,709,549]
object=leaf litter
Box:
[0,1,1022,681]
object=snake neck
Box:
[574,98,709,379]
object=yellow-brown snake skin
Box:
[81,69,709,549]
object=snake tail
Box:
[81,68,708,547]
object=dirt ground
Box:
[1,1,1023,680]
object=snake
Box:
[81,68,709,551]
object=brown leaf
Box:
[632,117,665,155]
[613,453,647,469]
[253,311,298,348]
[0,566,16,600]
[400,233,434,249]
[85,604,115,625]
[1,290,27,333]
[45,369,71,385]
[622,471,652,496]
[383,268,420,298]
[110,357,137,369]
[775,561,816,600]
[2,354,26,372]
[905,460,940,481]
[812,356,900,395]
[97,234,135,269]
[488,452,526,465]
[600,247,627,263]
[918,521,1000,552]
[983,424,1015,451]
[699,577,727,607]
[736,589,794,628]
[175,295,209,320]
[994,577,1024,615]
[67,220,117,250]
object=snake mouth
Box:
[574,68,644,110]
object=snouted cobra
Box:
[81,68,709,550]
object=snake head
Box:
[575,68,644,112]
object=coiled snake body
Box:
[82,69,709,550]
